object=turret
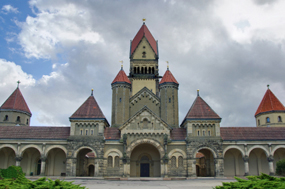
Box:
[255,85,285,127]
[159,66,179,127]
[111,66,131,127]
[0,83,32,126]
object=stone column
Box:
[215,158,224,177]
[267,155,274,176]
[15,155,22,166]
[40,156,47,176]
[243,155,249,176]
[188,158,196,177]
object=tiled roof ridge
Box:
[255,89,285,116]
[130,23,157,56]
[0,87,32,115]
[159,69,179,85]
[111,68,131,84]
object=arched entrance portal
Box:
[196,149,215,177]
[130,143,161,177]
[76,148,95,176]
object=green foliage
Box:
[0,166,86,189]
[276,159,285,176]
[214,173,285,189]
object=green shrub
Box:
[215,173,285,189]
[276,159,285,176]
[0,166,24,179]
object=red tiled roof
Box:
[111,68,131,84]
[170,128,186,140]
[131,23,157,55]
[221,127,285,140]
[86,152,95,158]
[70,95,106,119]
[104,127,120,140]
[255,89,285,116]
[1,87,31,115]
[183,96,221,120]
[159,69,179,85]
[0,126,70,139]
[196,152,205,158]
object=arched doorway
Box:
[46,148,66,176]
[0,147,16,169]
[76,148,95,176]
[21,147,41,176]
[273,147,285,174]
[88,165,95,176]
[195,149,215,177]
[224,148,244,176]
[130,143,161,177]
[249,148,269,175]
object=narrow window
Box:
[91,130,94,135]
[115,156,119,167]
[16,116,20,122]
[86,130,88,135]
[119,98,122,102]
[108,156,113,167]
[203,130,205,136]
[266,117,270,123]
[197,130,200,136]
[258,119,260,125]
[152,67,155,74]
[80,129,83,135]
[169,98,171,103]
[208,130,211,136]
[148,67,151,74]
[178,156,183,167]
[278,116,282,122]
[171,156,176,168]
[4,115,8,121]
[26,119,29,125]
[143,46,145,49]
[134,67,137,74]
[145,67,147,74]
[142,51,146,58]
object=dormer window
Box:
[16,116,21,123]
[142,51,146,58]
[278,116,282,122]
[266,117,270,123]
[4,115,8,121]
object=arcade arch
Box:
[248,148,269,175]
[75,147,96,176]
[45,148,66,176]
[21,147,41,176]
[0,147,16,169]
[195,148,216,177]
[224,148,244,176]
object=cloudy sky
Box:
[0,0,285,127]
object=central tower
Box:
[129,21,160,96]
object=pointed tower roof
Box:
[70,92,106,119]
[0,87,31,115]
[130,23,157,56]
[111,68,131,84]
[255,88,285,117]
[159,69,179,85]
[182,91,221,124]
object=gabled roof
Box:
[255,88,285,117]
[111,68,131,84]
[182,94,221,124]
[0,126,70,139]
[130,23,157,56]
[220,127,285,141]
[130,86,160,103]
[0,87,32,115]
[104,127,120,140]
[159,69,179,85]
[170,128,186,140]
[70,94,106,120]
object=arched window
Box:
[148,67,151,74]
[258,119,260,125]
[16,116,20,122]
[4,115,8,121]
[197,130,200,136]
[266,117,270,123]
[203,130,205,136]
[178,156,183,167]
[115,156,119,167]
[278,116,282,122]
[108,156,113,167]
[145,67,147,74]
[26,119,29,125]
[85,130,88,135]
[208,130,211,136]
[119,98,122,102]
[152,67,154,74]
[141,67,144,74]
[142,51,146,58]
[171,156,176,168]
[169,98,171,103]
[134,67,137,74]
[143,118,148,129]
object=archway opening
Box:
[196,149,215,177]
[21,148,41,176]
[88,165,95,176]
[224,148,244,176]
[249,148,269,175]
[130,143,161,177]
[0,147,16,169]
[46,148,66,176]
[76,148,95,176]
[273,148,285,174]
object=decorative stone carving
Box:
[267,155,274,162]
[243,155,249,162]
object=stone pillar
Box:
[243,155,249,176]
[66,158,76,176]
[267,155,274,176]
[188,158,196,177]
[40,156,47,176]
[15,155,22,166]
[215,158,224,177]
[123,160,130,177]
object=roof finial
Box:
[197,89,200,96]
[267,84,270,89]
[120,60,123,70]
[91,89,94,96]
[17,80,20,88]
[142,18,146,24]
[166,61,169,70]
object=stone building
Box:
[1,22,285,178]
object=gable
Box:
[120,107,171,136]
[130,87,160,117]
[132,37,156,60]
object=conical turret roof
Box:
[0,87,31,115]
[70,93,106,119]
[255,88,285,117]
[130,23,157,55]
[111,68,131,84]
[159,69,179,85]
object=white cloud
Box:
[1,5,19,14]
